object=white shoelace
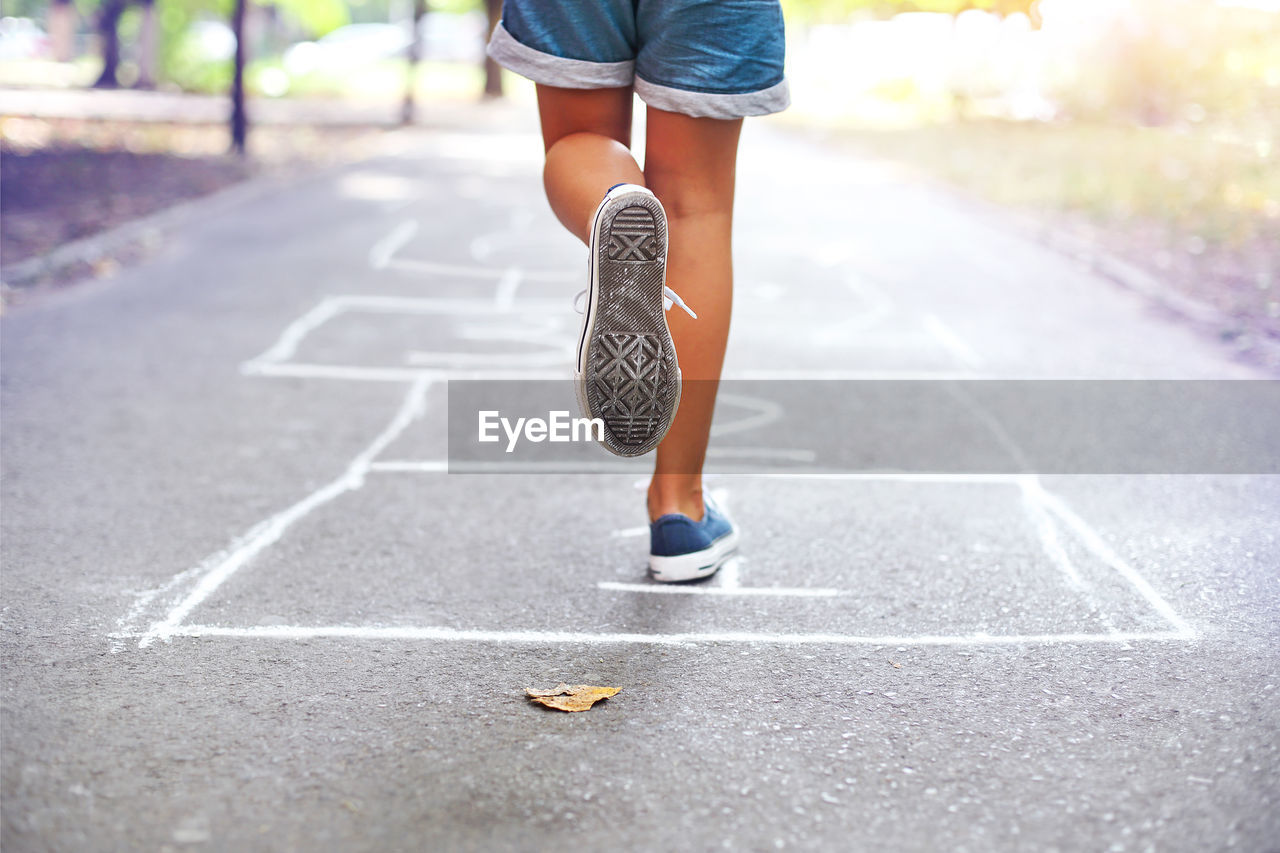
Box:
[573,286,698,319]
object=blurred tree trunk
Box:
[231,0,248,154]
[93,0,127,88]
[402,0,427,125]
[136,0,156,89]
[483,0,502,98]
[47,0,76,63]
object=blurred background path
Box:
[2,1,1278,850]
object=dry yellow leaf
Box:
[526,683,621,712]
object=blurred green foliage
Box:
[420,0,479,12]
[157,0,231,91]
[3,0,50,18]
[40,0,353,91]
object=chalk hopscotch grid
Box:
[118,371,1195,650]
[113,220,1196,651]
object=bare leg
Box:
[537,85,644,244]
[643,109,742,522]
[536,86,742,522]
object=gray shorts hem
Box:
[634,76,791,120]
[486,23,633,89]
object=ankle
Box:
[647,483,704,523]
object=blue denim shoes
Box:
[648,496,739,582]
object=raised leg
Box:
[536,87,743,522]
[537,85,644,244]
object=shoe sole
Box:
[648,529,740,583]
[575,187,680,458]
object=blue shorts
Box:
[486,0,789,120]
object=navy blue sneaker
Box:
[648,497,739,582]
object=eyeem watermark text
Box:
[478,410,605,453]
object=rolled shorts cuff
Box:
[634,76,791,120]
[486,23,633,89]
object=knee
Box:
[650,185,733,222]
[645,173,734,222]
[656,193,734,227]
[546,132,630,166]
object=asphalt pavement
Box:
[2,102,1278,852]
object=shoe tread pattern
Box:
[605,207,659,262]
[585,197,679,456]
[592,332,664,447]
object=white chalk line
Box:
[718,557,742,589]
[404,349,565,368]
[386,257,573,283]
[1023,491,1086,589]
[710,392,784,439]
[116,624,1195,647]
[937,381,1037,474]
[123,469,1194,648]
[316,460,1194,637]
[745,472,1035,484]
[246,297,347,366]
[705,447,818,463]
[246,281,984,389]
[597,494,815,601]
[596,474,1187,639]
[923,314,984,369]
[136,376,433,648]
[368,219,418,270]
[112,553,237,654]
[600,546,833,597]
[369,460,449,473]
[1024,479,1195,637]
[243,363,566,382]
[443,460,649,473]
[404,313,572,367]
[603,528,838,599]
[262,295,564,322]
[241,295,577,381]
[244,292,987,384]
[440,461,945,475]
[811,270,895,344]
[748,240,895,345]
[140,282,1192,650]
[596,582,840,598]
[244,363,427,382]
[453,317,565,341]
[469,207,536,262]
[721,370,981,380]
[360,461,1049,473]
[123,155,1194,651]
[1021,484,1122,635]
[494,267,523,310]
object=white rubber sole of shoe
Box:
[648,530,740,583]
[574,184,680,458]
